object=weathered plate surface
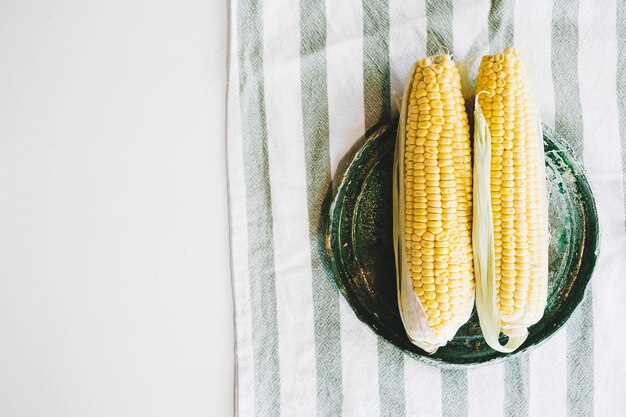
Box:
[326,121,600,367]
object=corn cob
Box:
[472,47,549,352]
[394,54,474,353]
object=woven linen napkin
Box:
[227,0,626,415]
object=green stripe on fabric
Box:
[504,353,530,417]
[299,2,343,416]
[551,1,594,416]
[488,2,531,416]
[552,0,585,155]
[488,0,515,50]
[566,292,594,416]
[425,2,467,417]
[363,0,391,130]
[377,341,405,417]
[237,0,281,415]
[441,369,468,417]
[426,0,453,56]
[618,0,626,234]
[362,1,405,415]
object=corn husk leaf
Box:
[472,94,528,353]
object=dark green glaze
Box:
[326,121,600,368]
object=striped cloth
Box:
[226,0,626,415]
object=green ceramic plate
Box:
[326,120,600,367]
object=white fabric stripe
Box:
[514,0,556,130]
[339,300,380,417]
[452,0,490,98]
[262,0,318,415]
[326,0,367,176]
[528,331,567,417]
[452,0,490,59]
[467,365,504,417]
[404,355,442,417]
[228,82,255,417]
[226,1,255,412]
[389,0,426,116]
[327,1,380,415]
[514,3,568,416]
[578,1,626,416]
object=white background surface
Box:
[0,0,233,416]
